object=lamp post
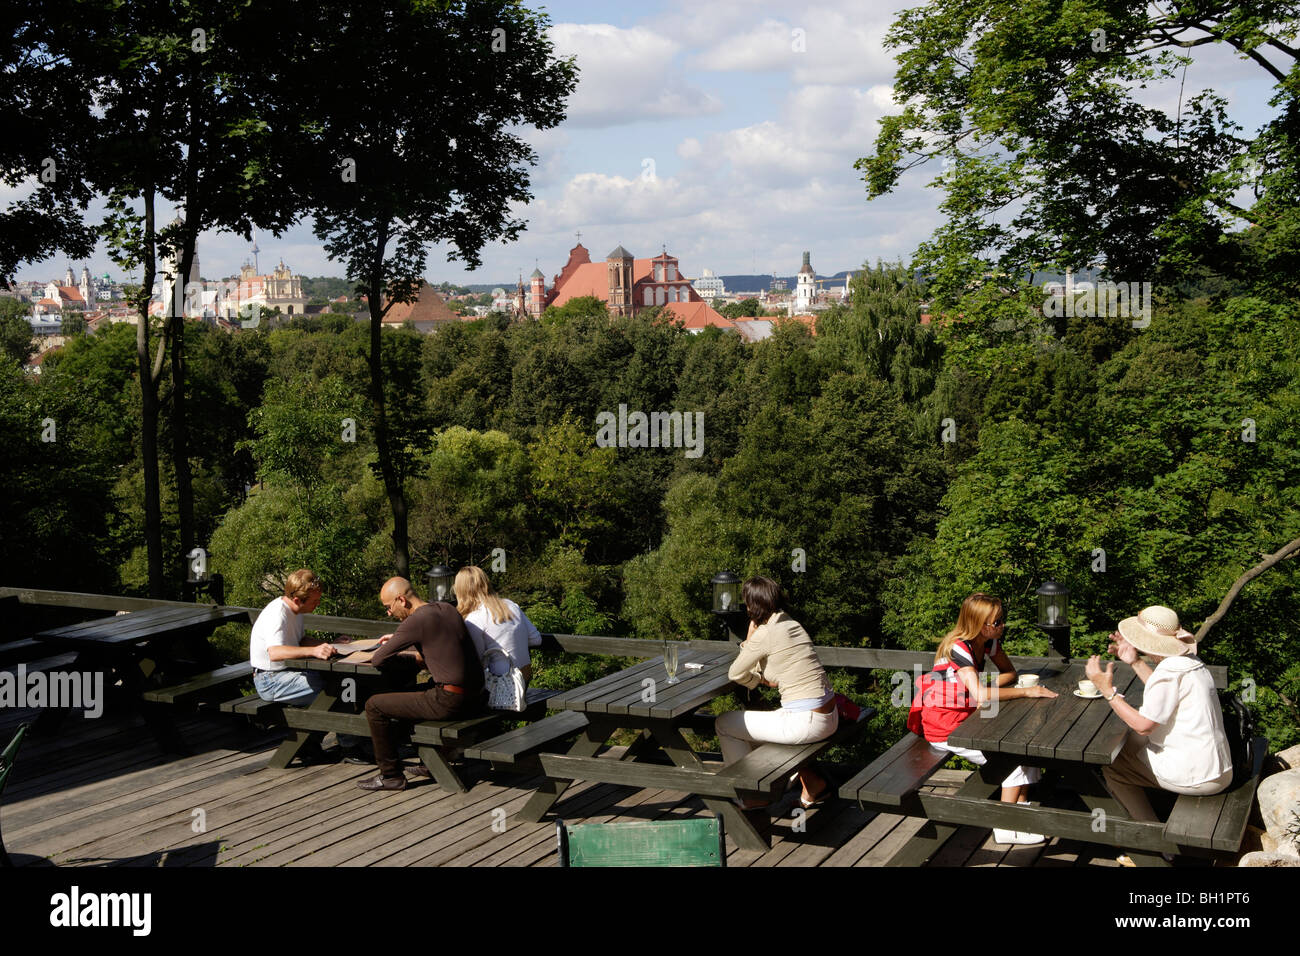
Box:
[710,570,746,643]
[427,565,455,604]
[1035,580,1070,659]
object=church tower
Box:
[79,266,94,309]
[65,264,75,287]
[795,251,816,313]
[606,245,634,317]
[528,268,546,318]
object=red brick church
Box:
[527,241,712,319]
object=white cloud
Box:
[529,171,709,229]
[550,24,723,127]
[692,7,895,86]
[694,83,894,187]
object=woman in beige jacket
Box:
[715,576,837,809]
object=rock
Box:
[1239,851,1300,867]
[1273,744,1300,772]
[1257,768,1300,857]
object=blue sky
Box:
[12,0,1282,288]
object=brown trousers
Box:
[364,685,481,778]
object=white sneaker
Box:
[993,828,1046,845]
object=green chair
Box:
[556,817,726,867]
[1,723,30,867]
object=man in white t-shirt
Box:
[250,569,340,705]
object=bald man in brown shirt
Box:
[356,577,486,791]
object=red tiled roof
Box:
[56,285,84,302]
[662,300,734,330]
[784,313,819,335]
[381,282,458,326]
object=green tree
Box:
[296,0,577,578]
[18,0,312,596]
[0,311,34,366]
[408,426,531,568]
[0,8,98,282]
[858,0,1300,304]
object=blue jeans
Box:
[254,669,364,750]
[255,668,324,706]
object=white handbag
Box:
[483,647,526,712]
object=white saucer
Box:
[1073,689,1103,699]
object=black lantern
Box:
[710,570,746,643]
[711,571,741,614]
[184,547,224,604]
[1035,580,1070,659]
[427,565,455,604]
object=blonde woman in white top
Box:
[454,566,542,686]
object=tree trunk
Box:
[137,190,165,598]
[365,224,410,578]
[1196,535,1300,648]
[172,239,195,584]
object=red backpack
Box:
[906,643,978,742]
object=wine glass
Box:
[663,642,680,684]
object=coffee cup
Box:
[1017,674,1039,688]
[1078,679,1097,696]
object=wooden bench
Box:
[463,710,590,769]
[142,661,254,706]
[268,686,564,792]
[839,732,950,810]
[718,706,877,801]
[0,723,30,867]
[1163,736,1269,855]
[219,692,287,726]
[556,817,726,867]
[0,639,47,667]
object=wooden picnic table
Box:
[518,643,792,851]
[273,652,419,765]
[31,604,247,752]
[276,654,559,792]
[909,659,1217,865]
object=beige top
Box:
[728,611,832,706]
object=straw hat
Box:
[1117,605,1196,658]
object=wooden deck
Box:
[1,704,1128,868]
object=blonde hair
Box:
[454,566,514,625]
[284,569,321,602]
[934,593,1003,665]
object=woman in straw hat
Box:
[1085,605,1233,829]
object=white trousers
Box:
[928,741,1041,789]
[715,707,839,765]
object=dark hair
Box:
[743,576,786,625]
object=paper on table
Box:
[333,638,381,662]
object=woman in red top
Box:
[919,593,1057,845]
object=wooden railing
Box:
[0,586,1228,685]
